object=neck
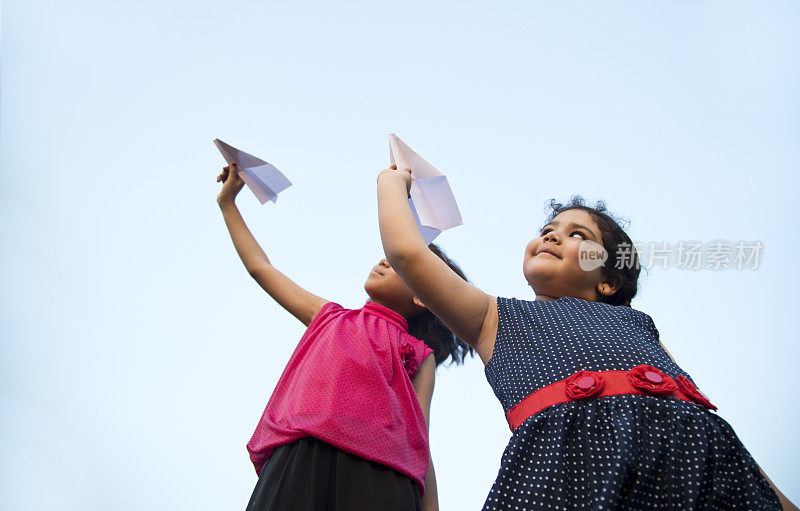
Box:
[368,298,415,319]
[534,289,600,302]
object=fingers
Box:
[217,162,238,183]
[382,164,411,174]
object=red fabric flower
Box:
[400,343,419,374]
[627,365,677,396]
[565,371,606,400]
[676,375,718,410]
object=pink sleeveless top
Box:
[247,301,434,493]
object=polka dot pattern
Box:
[481,297,781,510]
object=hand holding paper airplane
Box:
[214,139,292,204]
[389,134,463,244]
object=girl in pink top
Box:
[217,163,472,511]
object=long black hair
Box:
[406,244,475,366]
[545,196,641,307]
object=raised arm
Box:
[377,166,497,362]
[217,163,328,326]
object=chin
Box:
[364,283,388,303]
[524,270,562,297]
[523,261,551,287]
[363,283,376,299]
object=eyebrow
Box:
[541,221,599,240]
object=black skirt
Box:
[246,437,422,511]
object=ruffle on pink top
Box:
[247,301,434,493]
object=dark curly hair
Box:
[545,196,640,307]
[406,244,475,366]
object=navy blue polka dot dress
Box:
[482,297,781,510]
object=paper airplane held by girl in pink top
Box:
[213,139,292,204]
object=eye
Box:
[570,231,586,239]
[540,228,552,237]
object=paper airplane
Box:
[389,134,462,244]
[214,139,292,204]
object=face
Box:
[523,209,608,301]
[363,258,419,315]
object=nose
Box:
[543,231,561,244]
[379,258,390,267]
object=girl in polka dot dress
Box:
[377,164,796,510]
[217,163,472,511]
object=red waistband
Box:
[505,365,717,432]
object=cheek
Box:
[562,241,582,260]
[522,240,543,280]
[524,239,540,259]
[386,273,413,298]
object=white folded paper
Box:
[214,139,292,204]
[388,134,462,244]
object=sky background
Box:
[2,1,799,509]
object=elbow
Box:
[386,245,427,273]
[384,248,407,270]
[382,235,411,265]
[246,262,272,279]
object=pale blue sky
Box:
[2,1,798,509]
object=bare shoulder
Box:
[474,296,498,365]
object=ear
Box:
[412,297,427,310]
[597,274,622,297]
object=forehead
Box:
[546,209,601,233]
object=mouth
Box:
[536,248,561,259]
[371,267,384,276]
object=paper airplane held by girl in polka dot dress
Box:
[214,139,292,204]
[389,134,463,244]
